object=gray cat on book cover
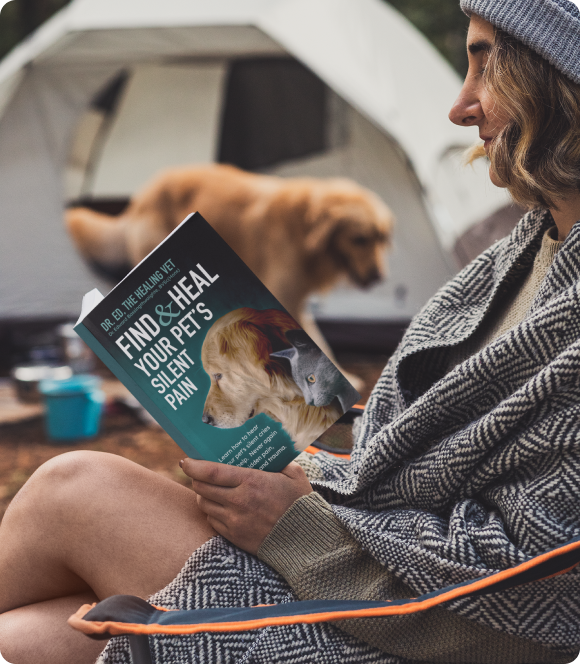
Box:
[271,330,360,413]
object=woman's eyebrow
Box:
[468,40,492,55]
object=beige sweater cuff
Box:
[257,491,346,574]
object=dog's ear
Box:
[304,208,340,255]
[216,308,301,389]
[248,310,302,387]
[247,320,288,388]
[219,336,229,356]
[219,314,281,388]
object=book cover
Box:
[75,213,360,472]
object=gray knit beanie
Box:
[460,0,580,84]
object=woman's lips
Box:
[481,136,493,149]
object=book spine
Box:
[75,322,202,459]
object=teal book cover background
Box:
[76,213,301,472]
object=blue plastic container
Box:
[39,375,105,442]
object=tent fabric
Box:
[0,0,509,321]
[90,64,226,196]
[267,110,459,321]
[218,58,327,171]
[0,66,116,319]
[0,0,475,194]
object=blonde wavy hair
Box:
[469,28,580,210]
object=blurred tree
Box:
[384,0,469,76]
[0,0,72,60]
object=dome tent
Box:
[0,0,509,347]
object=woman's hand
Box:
[180,459,313,555]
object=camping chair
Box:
[67,407,580,661]
[69,537,580,664]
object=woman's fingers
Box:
[181,459,242,487]
[181,458,313,555]
[191,479,232,506]
[205,514,229,539]
[196,494,227,520]
[280,461,308,480]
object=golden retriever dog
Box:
[201,308,343,452]
[66,164,394,388]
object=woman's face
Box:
[449,15,509,187]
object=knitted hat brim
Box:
[460,0,580,84]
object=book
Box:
[74,213,360,472]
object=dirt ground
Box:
[0,352,387,522]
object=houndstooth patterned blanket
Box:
[98,209,580,662]
[312,208,580,648]
[97,536,403,664]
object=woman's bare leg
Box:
[0,450,217,662]
[0,592,106,664]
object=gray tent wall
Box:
[0,65,116,319]
[267,106,455,324]
[0,0,510,346]
[71,63,456,325]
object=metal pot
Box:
[11,365,73,404]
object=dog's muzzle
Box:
[202,412,215,426]
[355,267,382,288]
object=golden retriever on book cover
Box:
[201,308,343,453]
[66,164,393,388]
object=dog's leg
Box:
[297,312,365,395]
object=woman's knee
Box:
[3,451,136,532]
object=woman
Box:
[2,0,580,661]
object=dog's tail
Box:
[66,206,129,269]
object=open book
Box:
[75,213,360,472]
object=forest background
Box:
[0,0,469,75]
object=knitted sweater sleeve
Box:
[257,493,571,664]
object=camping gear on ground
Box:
[11,364,73,403]
[39,374,104,441]
[0,0,510,352]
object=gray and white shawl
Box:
[312,209,580,648]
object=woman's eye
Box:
[307,374,316,384]
[214,374,222,381]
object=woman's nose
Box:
[449,81,483,127]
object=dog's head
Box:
[201,308,300,429]
[304,181,393,288]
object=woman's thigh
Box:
[0,450,217,613]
